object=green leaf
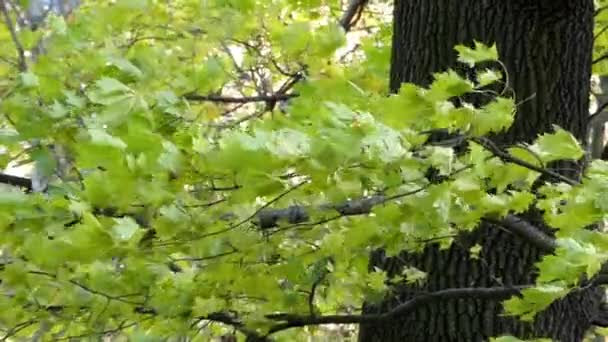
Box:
[48,14,68,35]
[193,297,225,317]
[63,90,86,108]
[112,217,140,241]
[107,57,143,79]
[503,284,569,321]
[455,41,499,66]
[20,72,39,88]
[0,191,28,205]
[48,101,69,118]
[88,77,134,105]
[96,77,132,94]
[276,22,312,56]
[88,128,127,149]
[314,23,346,57]
[427,70,474,102]
[471,97,515,136]
[529,126,584,162]
[477,69,503,87]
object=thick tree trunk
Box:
[358,1,604,341]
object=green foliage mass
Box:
[0,0,605,341]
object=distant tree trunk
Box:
[358,1,605,341]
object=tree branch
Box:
[472,137,579,186]
[594,53,608,65]
[485,215,557,253]
[339,0,369,32]
[264,285,527,335]
[28,270,144,306]
[0,172,32,190]
[0,0,26,71]
[0,163,557,257]
[183,93,297,104]
[194,312,269,341]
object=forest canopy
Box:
[0,0,608,341]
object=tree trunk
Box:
[358,1,605,341]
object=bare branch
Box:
[485,215,557,253]
[0,172,32,190]
[339,0,369,32]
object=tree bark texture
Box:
[359,1,603,341]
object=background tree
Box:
[359,1,605,341]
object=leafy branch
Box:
[206,274,608,339]
[28,270,144,306]
[484,215,557,253]
[0,320,35,341]
[0,143,559,255]
[471,137,579,185]
[262,285,526,336]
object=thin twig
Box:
[28,270,144,305]
[52,317,154,341]
[0,320,36,341]
[472,137,578,186]
[594,53,608,65]
[184,93,297,103]
[0,0,26,71]
[170,249,238,262]
[595,24,608,41]
[232,179,310,229]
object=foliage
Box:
[0,0,606,341]
[595,0,608,75]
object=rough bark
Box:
[359,1,604,341]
